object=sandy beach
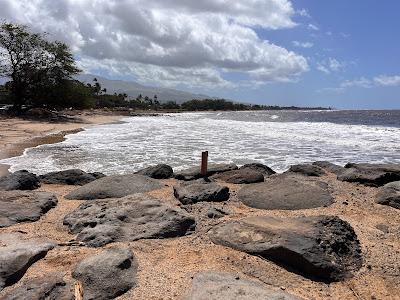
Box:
[0,111,125,176]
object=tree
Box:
[0,22,80,110]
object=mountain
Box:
[76,74,211,104]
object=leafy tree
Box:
[0,22,80,110]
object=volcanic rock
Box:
[0,191,58,228]
[0,170,40,191]
[238,175,333,210]
[0,233,55,291]
[1,273,73,300]
[186,272,303,300]
[173,181,230,205]
[376,181,400,209]
[63,194,195,247]
[239,163,276,176]
[211,215,363,282]
[312,161,344,175]
[135,164,174,179]
[39,169,105,185]
[211,169,264,184]
[65,174,163,200]
[175,163,238,181]
[337,163,400,186]
[72,247,137,300]
[287,164,326,177]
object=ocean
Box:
[2,110,400,175]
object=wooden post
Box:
[74,281,83,300]
[200,151,208,176]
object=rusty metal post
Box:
[200,151,208,176]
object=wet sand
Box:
[0,112,125,176]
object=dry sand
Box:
[0,114,399,299]
[0,174,399,299]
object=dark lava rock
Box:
[173,181,230,205]
[240,163,276,176]
[175,163,238,181]
[211,215,363,282]
[39,169,105,185]
[337,163,400,186]
[0,170,40,191]
[186,271,303,300]
[287,164,326,177]
[1,273,73,300]
[63,194,195,247]
[211,169,264,184]
[72,247,137,300]
[0,191,58,228]
[376,181,400,209]
[238,175,333,210]
[135,164,174,179]
[0,233,55,291]
[65,174,163,200]
[312,161,345,175]
[206,208,227,219]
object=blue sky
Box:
[1,0,399,109]
[213,0,400,109]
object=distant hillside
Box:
[76,74,210,104]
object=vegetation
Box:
[0,22,81,111]
[0,22,330,114]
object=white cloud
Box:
[292,41,313,48]
[0,0,309,88]
[319,74,400,93]
[374,75,400,87]
[308,24,319,31]
[317,58,345,74]
[341,77,373,88]
[297,9,310,18]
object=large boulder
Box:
[337,163,400,186]
[0,170,40,191]
[0,233,55,291]
[65,174,163,200]
[72,247,137,300]
[211,169,264,184]
[63,194,195,247]
[39,169,105,185]
[238,175,333,210]
[376,181,400,209]
[1,273,73,300]
[186,272,303,300]
[211,216,363,282]
[135,164,174,179]
[173,181,230,205]
[239,163,276,176]
[0,191,58,228]
[312,161,344,175]
[286,164,326,177]
[175,163,238,181]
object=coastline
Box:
[0,111,126,176]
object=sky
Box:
[0,0,399,109]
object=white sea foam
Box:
[2,112,400,175]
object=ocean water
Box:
[2,110,400,175]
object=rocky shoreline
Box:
[0,161,400,299]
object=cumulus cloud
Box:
[317,58,345,74]
[0,0,309,88]
[292,41,313,48]
[297,8,310,18]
